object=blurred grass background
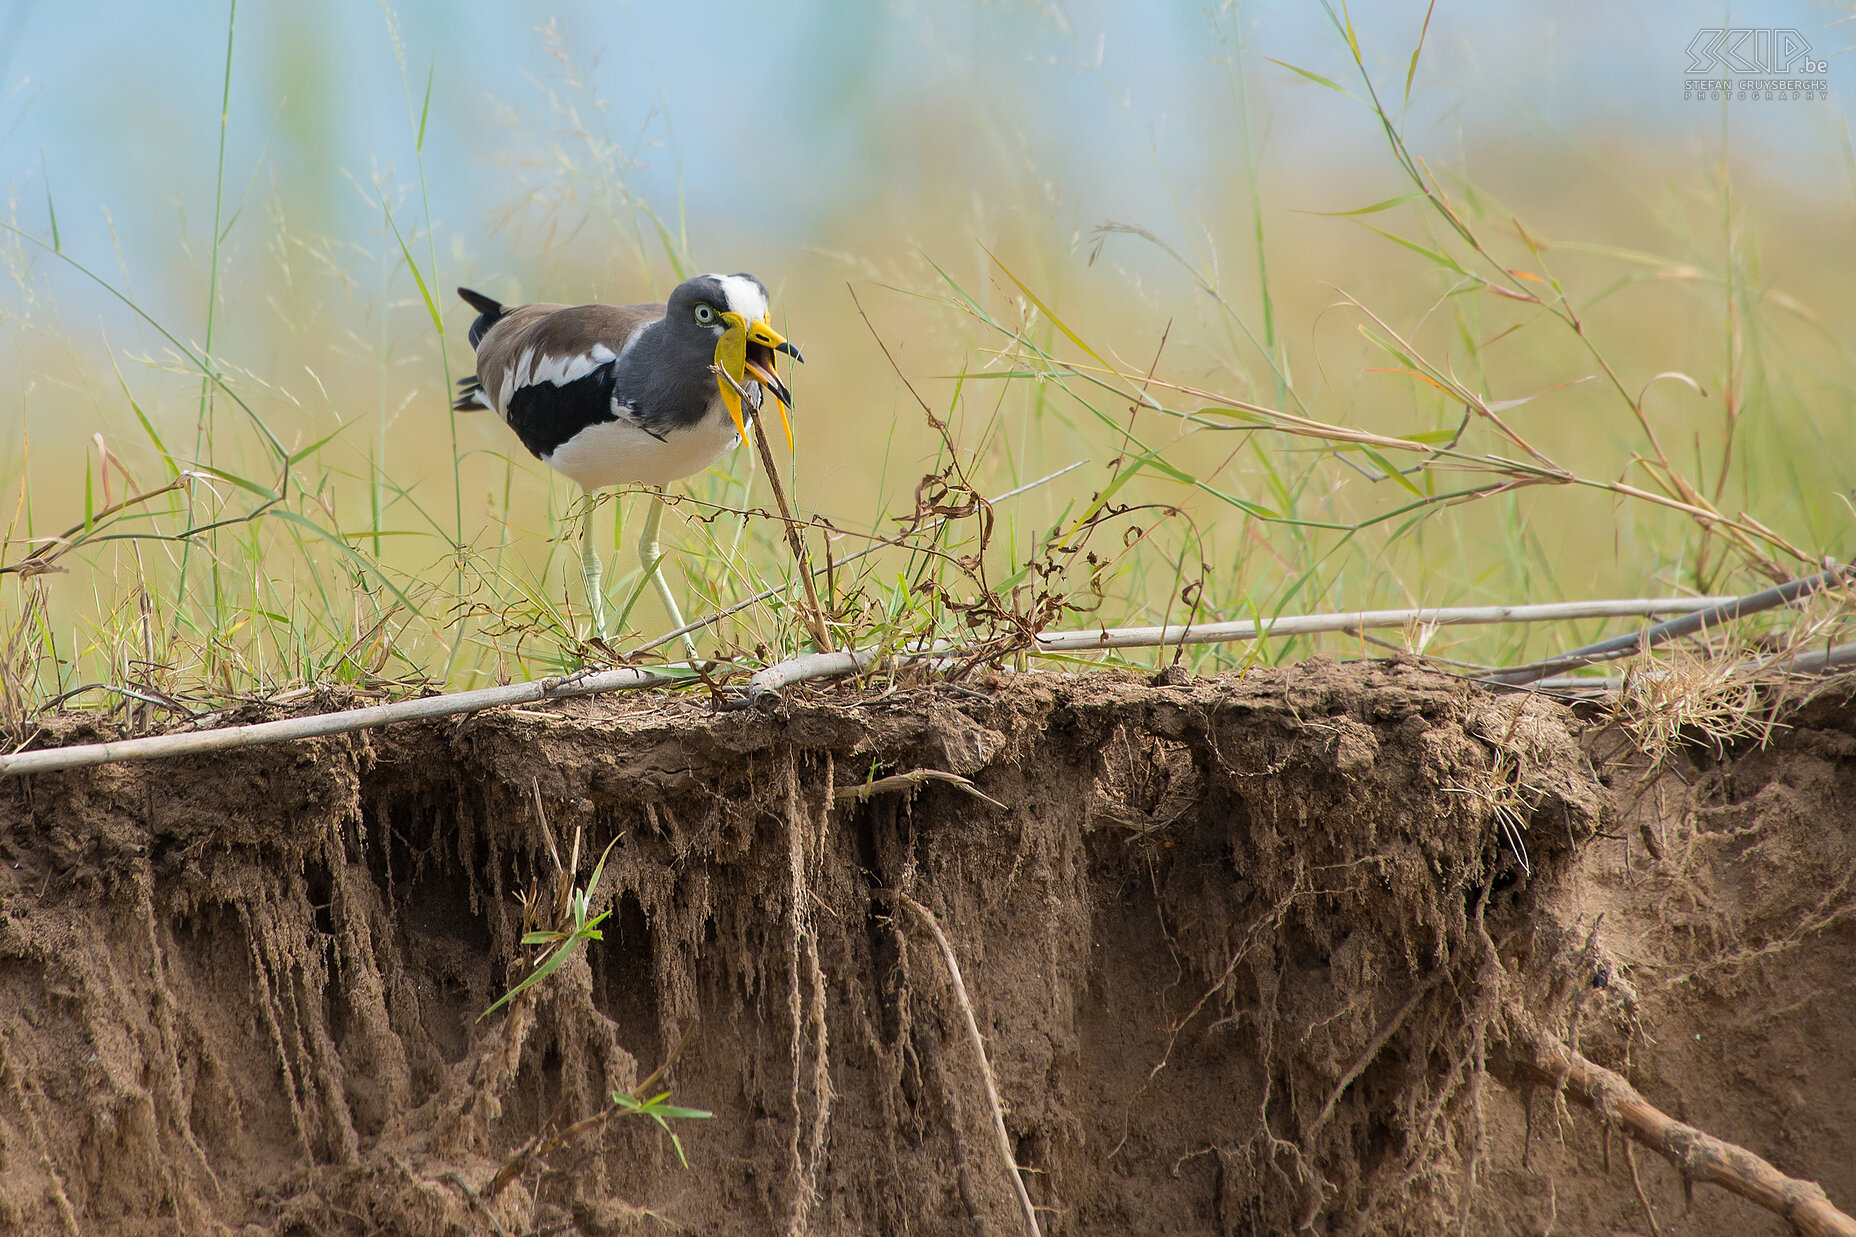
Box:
[0,0,1851,713]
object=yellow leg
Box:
[638,486,700,661]
[581,496,608,640]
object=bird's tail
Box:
[453,374,490,413]
[457,286,505,348]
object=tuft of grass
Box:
[480,835,618,1022]
[611,1088,714,1171]
[482,782,621,1022]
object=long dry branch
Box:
[0,476,192,577]
[0,665,677,777]
[1531,640,1856,693]
[1033,597,1735,654]
[745,649,880,707]
[1485,566,1854,686]
[1516,1025,1856,1237]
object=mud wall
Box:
[0,662,1845,1235]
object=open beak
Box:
[749,317,801,360]
[716,312,802,451]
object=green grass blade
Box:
[1404,0,1438,112]
[379,196,444,337]
[1360,447,1425,497]
[416,58,434,152]
[40,149,59,252]
[984,248,1117,376]
[1357,222,1465,274]
[1267,58,1354,98]
[1300,194,1424,218]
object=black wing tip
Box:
[454,375,486,412]
[457,286,503,316]
[458,286,508,348]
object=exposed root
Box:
[1625,1140,1664,1237]
[1305,965,1444,1142]
[442,1170,513,1237]
[1512,1016,1856,1237]
[1153,876,1301,1079]
[135,892,222,1199]
[888,890,1044,1237]
[785,753,833,1235]
[1661,865,1856,988]
[832,768,1007,812]
[437,995,536,1160]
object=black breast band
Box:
[504,363,630,459]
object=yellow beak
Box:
[715,311,799,451]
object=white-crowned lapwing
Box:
[453,274,801,654]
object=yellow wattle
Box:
[714,318,750,441]
[773,394,794,452]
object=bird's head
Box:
[666,273,803,447]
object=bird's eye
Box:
[694,304,716,325]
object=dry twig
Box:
[721,370,832,652]
[634,462,1085,655]
[744,649,879,708]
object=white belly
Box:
[542,399,743,490]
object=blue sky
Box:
[1,0,1849,324]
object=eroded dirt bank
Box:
[0,661,1849,1235]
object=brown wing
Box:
[473,302,665,417]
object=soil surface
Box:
[0,659,1850,1235]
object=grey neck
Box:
[614,318,722,432]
